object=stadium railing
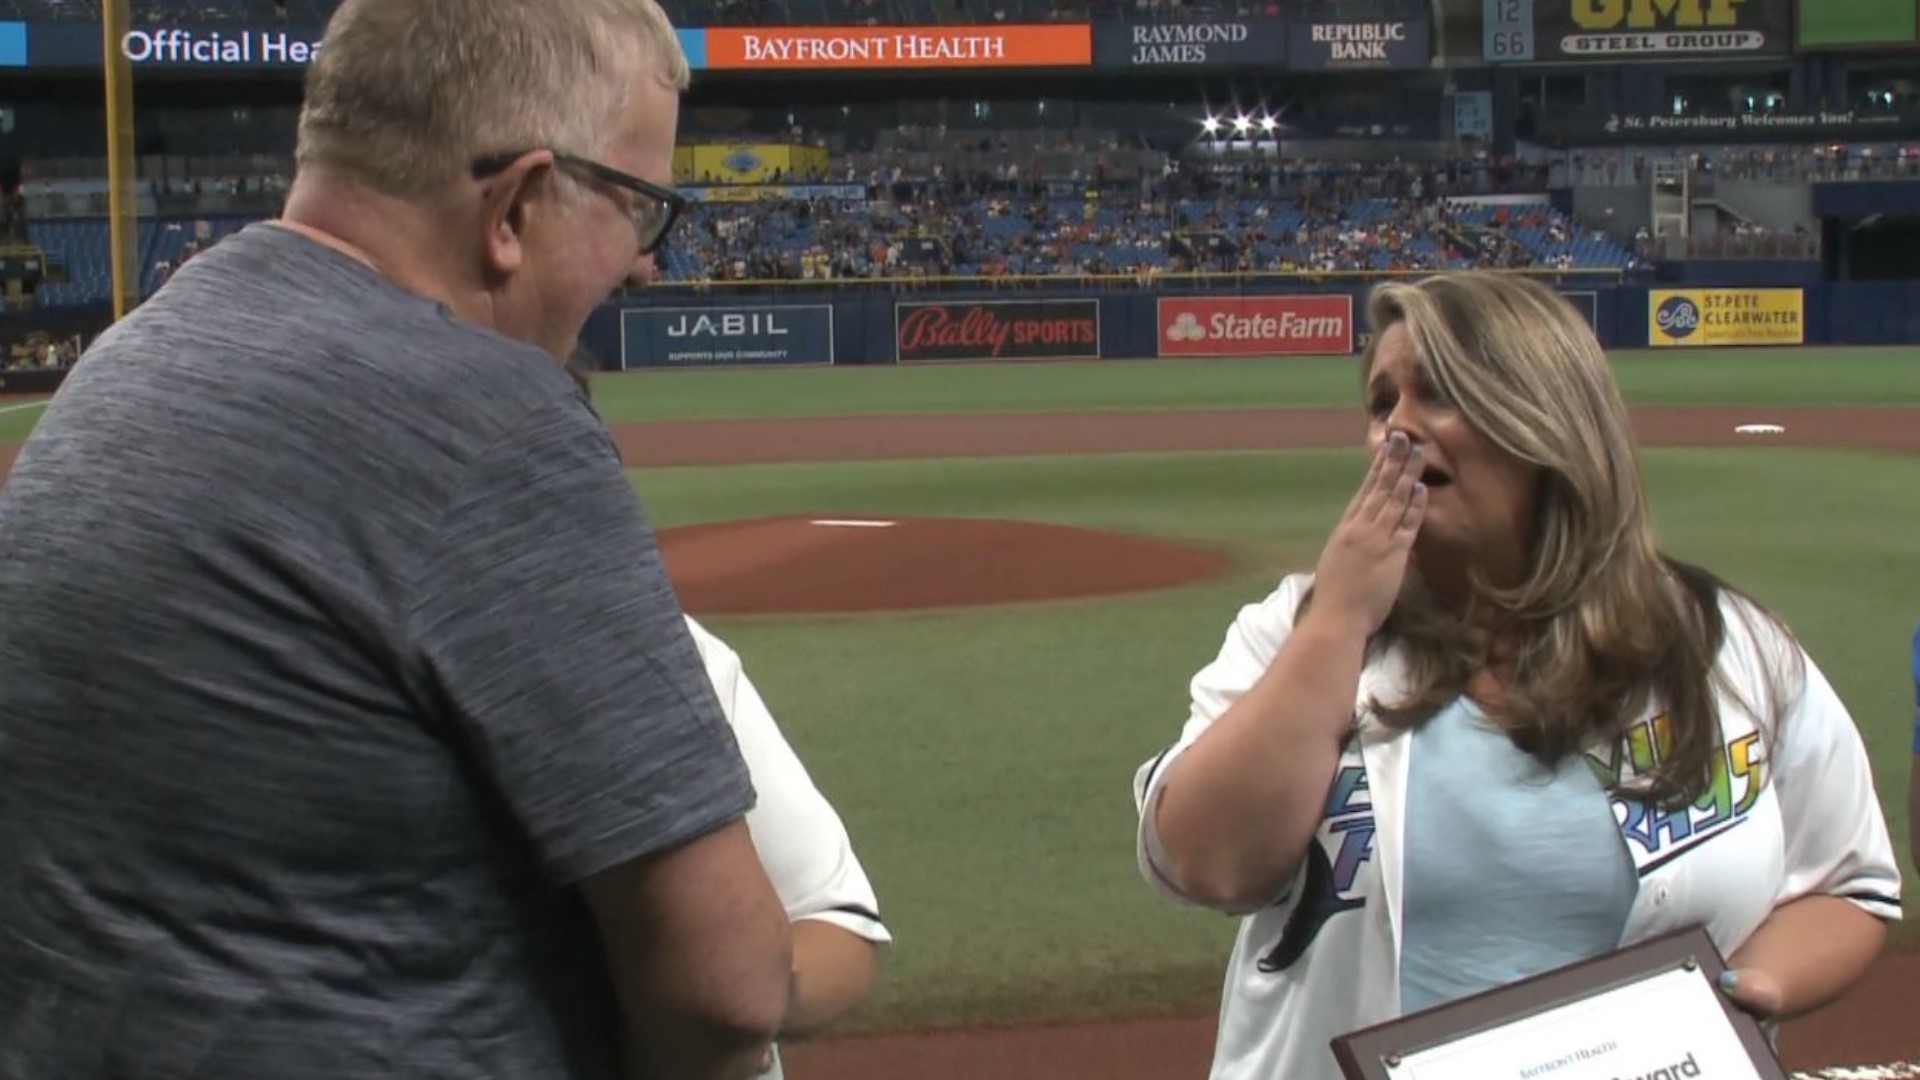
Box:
[618,267,1633,297]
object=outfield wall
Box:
[583,280,1920,369]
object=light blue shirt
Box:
[1399,698,1638,1015]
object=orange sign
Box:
[703,24,1092,69]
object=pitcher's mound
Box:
[657,515,1228,614]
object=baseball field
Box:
[3,343,1918,1075]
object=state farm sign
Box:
[1158,296,1353,357]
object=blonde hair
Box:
[295,0,691,199]
[1353,272,1791,807]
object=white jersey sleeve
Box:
[1721,600,1904,923]
[684,617,891,944]
[1133,573,1314,908]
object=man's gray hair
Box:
[295,0,690,198]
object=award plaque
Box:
[1331,926,1787,1080]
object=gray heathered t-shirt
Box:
[0,223,755,1079]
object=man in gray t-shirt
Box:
[0,2,792,1078]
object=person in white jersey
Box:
[681,616,891,1078]
[1133,272,1902,1080]
[560,354,889,1073]
[1909,617,1918,874]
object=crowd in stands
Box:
[1554,143,1920,187]
[35,128,1906,304]
[2,334,83,372]
[648,152,1602,285]
[656,179,1633,285]
[1684,221,1817,260]
[0,186,27,247]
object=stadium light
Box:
[1232,113,1252,135]
[1200,115,1222,135]
[1259,115,1278,133]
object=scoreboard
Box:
[1483,0,1536,63]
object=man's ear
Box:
[478,151,557,281]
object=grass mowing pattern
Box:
[633,446,1920,1031]
[586,347,1920,422]
[6,350,1917,1029]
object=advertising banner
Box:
[1,20,31,65]
[621,305,835,368]
[681,183,868,204]
[1538,106,1920,144]
[1531,0,1790,60]
[1090,18,1286,68]
[6,21,325,68]
[1453,90,1495,141]
[1796,0,1919,49]
[1286,16,1430,69]
[699,24,1090,70]
[1157,296,1353,357]
[1648,289,1803,348]
[2,20,709,69]
[679,144,830,186]
[895,300,1100,363]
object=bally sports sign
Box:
[1158,296,1353,357]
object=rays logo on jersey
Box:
[1258,759,1374,973]
[1586,714,1766,875]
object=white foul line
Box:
[811,519,899,529]
[0,399,50,417]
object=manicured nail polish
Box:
[1390,431,1408,450]
[1718,971,1739,992]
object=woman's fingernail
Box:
[1414,482,1427,497]
[1390,431,1408,450]
[1718,971,1739,992]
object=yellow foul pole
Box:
[101,0,137,321]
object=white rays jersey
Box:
[1134,574,1902,1080]
[683,617,891,1080]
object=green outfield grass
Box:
[634,445,1920,1033]
[577,347,1920,423]
[4,346,1917,1034]
[4,348,1916,444]
[0,399,51,444]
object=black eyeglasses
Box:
[471,149,687,256]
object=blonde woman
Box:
[1133,272,1902,1080]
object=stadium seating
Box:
[17,187,1639,306]
[24,214,255,307]
[656,190,1634,282]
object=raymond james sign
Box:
[1287,18,1430,69]
[1533,0,1789,61]
[1091,18,1285,68]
